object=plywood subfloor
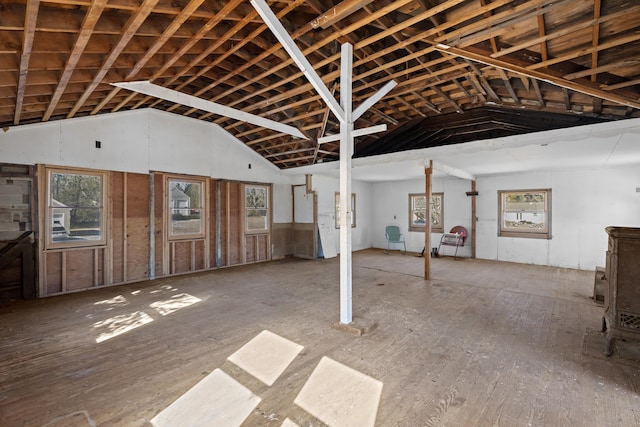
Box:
[1,250,639,426]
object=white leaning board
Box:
[317,214,337,259]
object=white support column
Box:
[250,0,396,326]
[339,42,353,324]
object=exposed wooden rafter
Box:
[1,0,639,168]
[13,0,40,125]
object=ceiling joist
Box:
[1,0,638,168]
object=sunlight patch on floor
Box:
[93,295,128,309]
[93,311,154,343]
[228,330,304,386]
[150,293,201,316]
[150,368,261,427]
[294,356,383,427]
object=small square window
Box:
[409,193,443,232]
[498,189,551,239]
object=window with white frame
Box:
[168,178,205,239]
[498,189,551,239]
[245,184,269,233]
[47,168,105,247]
[335,192,356,228]
[409,193,443,232]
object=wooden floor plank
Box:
[1,250,639,426]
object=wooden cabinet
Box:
[602,226,640,356]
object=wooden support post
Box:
[471,180,477,259]
[425,162,432,280]
[123,173,128,282]
[149,172,155,279]
[215,180,222,268]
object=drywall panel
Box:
[476,165,640,270]
[0,111,149,172]
[273,183,292,223]
[208,122,289,184]
[294,185,314,223]
[59,111,149,172]
[0,122,63,165]
[1,109,293,187]
[148,112,212,177]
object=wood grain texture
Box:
[126,174,149,282]
[2,251,638,426]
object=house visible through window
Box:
[169,178,204,239]
[335,192,356,228]
[409,193,443,232]
[48,169,105,247]
[245,185,269,232]
[499,189,551,239]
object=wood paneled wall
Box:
[38,167,273,297]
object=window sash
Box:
[499,189,551,238]
[409,193,443,232]
[168,178,205,239]
[245,185,269,233]
[47,169,106,248]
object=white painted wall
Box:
[311,174,373,252]
[0,109,291,185]
[371,176,473,257]
[0,109,150,172]
[0,109,296,227]
[272,183,292,223]
[476,165,640,270]
[368,165,640,270]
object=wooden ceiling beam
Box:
[497,68,520,106]
[528,31,640,71]
[431,85,463,113]
[492,6,636,59]
[195,0,504,134]
[202,0,457,116]
[14,0,40,125]
[433,44,640,110]
[562,88,571,111]
[67,0,160,119]
[178,0,309,116]
[602,78,640,91]
[264,147,314,158]
[435,0,558,47]
[411,91,441,114]
[563,58,640,81]
[192,0,415,118]
[455,1,566,50]
[310,0,376,29]
[92,0,205,114]
[531,78,545,107]
[38,0,254,21]
[129,0,246,110]
[44,0,109,120]
[591,0,601,83]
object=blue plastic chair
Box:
[384,225,406,254]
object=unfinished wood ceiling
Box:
[1,0,639,168]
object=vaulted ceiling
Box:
[1,0,639,169]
